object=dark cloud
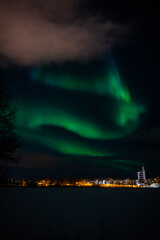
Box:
[123,127,160,143]
[0,0,127,65]
[18,151,60,169]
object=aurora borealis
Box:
[4,57,152,175]
[0,0,159,178]
[15,59,145,158]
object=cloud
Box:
[18,151,60,168]
[123,127,160,143]
[0,0,127,65]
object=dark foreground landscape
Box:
[0,188,159,240]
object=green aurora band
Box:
[31,62,145,129]
[15,61,145,157]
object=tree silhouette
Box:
[0,70,21,181]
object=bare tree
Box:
[0,70,21,181]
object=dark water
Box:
[0,188,159,240]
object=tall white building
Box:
[137,166,146,183]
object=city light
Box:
[1,166,160,188]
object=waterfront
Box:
[4,175,160,188]
[0,187,159,240]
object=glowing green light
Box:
[16,128,112,156]
[14,59,146,156]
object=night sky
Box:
[0,0,159,179]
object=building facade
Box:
[137,166,146,183]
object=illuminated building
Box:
[137,166,146,183]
